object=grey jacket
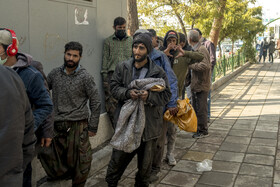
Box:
[110,57,171,141]
[0,65,36,186]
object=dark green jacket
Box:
[110,57,171,141]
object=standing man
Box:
[0,65,36,186]
[188,30,211,138]
[133,29,178,182]
[194,28,216,122]
[268,38,275,63]
[101,16,133,127]
[0,28,53,186]
[277,38,280,58]
[106,33,171,187]
[39,41,101,186]
[259,38,269,63]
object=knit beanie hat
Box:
[0,30,12,46]
[132,33,152,54]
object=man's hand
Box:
[175,46,185,58]
[88,131,96,137]
[164,43,177,57]
[41,138,52,147]
[130,89,139,100]
[168,107,179,116]
[139,90,149,101]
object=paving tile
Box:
[209,123,232,131]
[232,123,256,130]
[276,160,280,171]
[219,142,248,152]
[244,154,274,166]
[118,177,135,187]
[224,136,251,144]
[255,125,278,132]
[228,129,253,137]
[239,163,273,177]
[196,135,225,145]
[250,138,277,147]
[234,175,272,187]
[190,142,220,153]
[160,171,200,187]
[175,137,195,149]
[197,171,236,187]
[212,160,240,174]
[213,151,244,162]
[247,145,276,156]
[275,170,280,184]
[235,119,258,125]
[211,119,236,125]
[171,160,202,174]
[253,130,278,139]
[182,151,214,162]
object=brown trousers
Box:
[38,120,92,187]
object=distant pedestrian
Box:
[0,65,36,186]
[268,39,275,63]
[188,30,211,139]
[105,33,171,187]
[39,41,101,186]
[101,17,133,127]
[259,38,269,63]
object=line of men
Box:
[0,29,100,187]
[0,15,216,187]
[102,17,216,186]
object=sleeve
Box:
[184,51,204,62]
[101,39,110,79]
[27,73,53,131]
[208,42,216,69]
[146,70,172,107]
[22,93,36,170]
[161,54,178,108]
[46,71,53,90]
[85,75,101,133]
[189,48,211,72]
[110,64,131,101]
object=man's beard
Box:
[133,53,147,63]
[64,58,79,68]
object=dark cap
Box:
[132,33,152,54]
[166,31,178,41]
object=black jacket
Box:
[110,57,171,141]
[0,65,36,186]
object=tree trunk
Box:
[127,0,139,36]
[175,12,187,36]
[209,0,227,48]
[218,41,222,59]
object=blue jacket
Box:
[13,53,53,131]
[149,48,178,109]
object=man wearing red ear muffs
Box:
[0,28,53,187]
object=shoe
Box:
[166,154,177,166]
[149,173,159,183]
[192,132,209,139]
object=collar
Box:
[192,42,200,51]
[63,64,81,74]
[112,33,128,40]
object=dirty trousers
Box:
[106,139,156,187]
[192,91,209,133]
[38,120,92,187]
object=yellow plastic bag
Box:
[164,98,197,132]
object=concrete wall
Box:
[0,0,128,149]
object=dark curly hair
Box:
[64,41,83,56]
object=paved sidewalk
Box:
[86,60,280,187]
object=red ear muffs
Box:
[3,29,18,56]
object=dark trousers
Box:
[192,91,209,133]
[106,139,156,187]
[269,53,273,63]
[103,72,118,128]
[23,163,32,187]
[151,120,168,173]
